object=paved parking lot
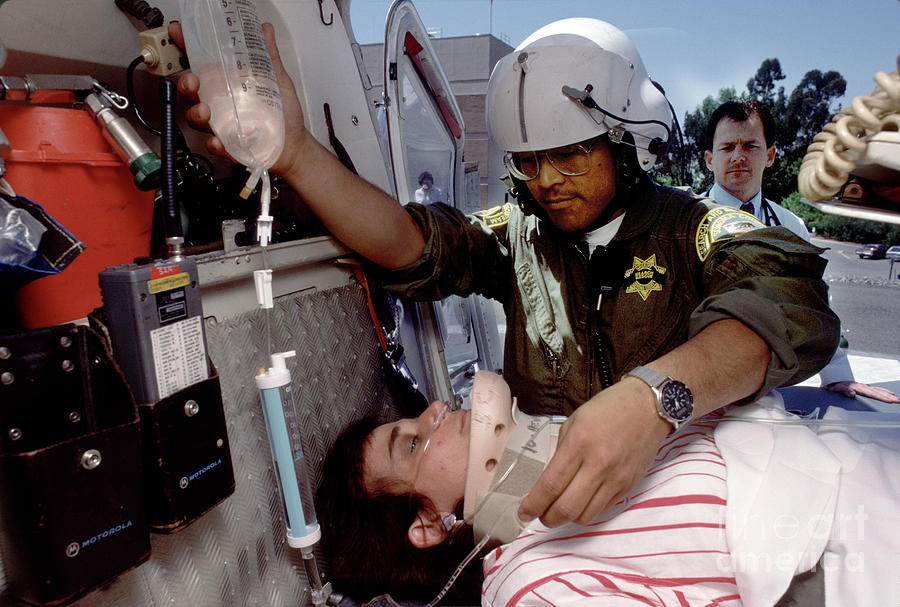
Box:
[814,238,900,356]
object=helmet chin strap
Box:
[585,146,636,233]
[506,174,543,220]
[584,200,626,233]
[580,134,647,234]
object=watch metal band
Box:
[624,365,668,390]
[624,365,693,431]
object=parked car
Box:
[856,243,887,259]
[887,245,900,261]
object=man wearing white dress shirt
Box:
[704,100,897,403]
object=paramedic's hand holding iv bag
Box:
[172,19,427,271]
[177,0,286,246]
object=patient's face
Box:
[363,400,470,513]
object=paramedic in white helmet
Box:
[172,18,838,529]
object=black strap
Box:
[759,198,782,227]
[349,262,427,417]
[324,103,358,176]
[588,244,623,390]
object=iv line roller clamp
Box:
[255,351,321,548]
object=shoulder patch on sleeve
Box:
[695,207,765,261]
[475,202,513,230]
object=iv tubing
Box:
[717,412,900,428]
[245,165,274,247]
[302,545,328,607]
[263,252,272,359]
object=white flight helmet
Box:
[487,18,671,171]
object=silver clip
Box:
[607,124,627,144]
[92,80,129,110]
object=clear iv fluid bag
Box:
[179,0,284,169]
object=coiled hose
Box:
[798,54,900,201]
[160,79,183,241]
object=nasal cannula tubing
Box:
[417,416,552,607]
[421,402,452,455]
[410,401,453,490]
[424,499,522,607]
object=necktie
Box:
[740,201,755,215]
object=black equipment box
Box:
[0,324,150,605]
[139,366,235,532]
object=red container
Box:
[0,105,155,327]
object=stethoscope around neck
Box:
[705,187,782,228]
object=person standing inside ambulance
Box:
[703,100,897,404]
[171,18,839,529]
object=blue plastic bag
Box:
[0,190,84,291]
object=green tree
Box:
[746,58,787,108]
[785,69,846,149]
[766,69,846,200]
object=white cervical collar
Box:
[463,371,565,544]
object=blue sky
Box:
[349,0,900,121]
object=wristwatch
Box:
[624,366,694,431]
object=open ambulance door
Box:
[382,0,504,406]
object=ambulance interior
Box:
[0,1,898,606]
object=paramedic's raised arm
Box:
[169,22,424,269]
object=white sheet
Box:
[479,394,900,606]
[714,393,900,607]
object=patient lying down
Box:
[315,372,900,606]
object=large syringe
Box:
[254,271,332,606]
[255,350,320,549]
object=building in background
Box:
[361,34,514,208]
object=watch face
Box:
[661,381,693,420]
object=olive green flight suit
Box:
[381,179,839,415]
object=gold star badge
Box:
[624,254,667,301]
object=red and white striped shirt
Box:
[481,420,741,606]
